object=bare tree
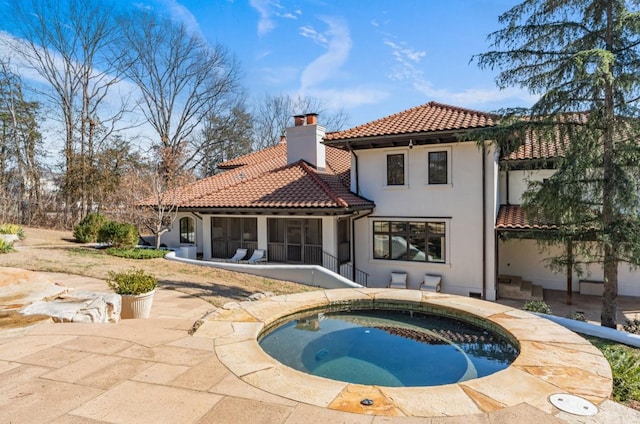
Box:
[119,10,241,178]
[198,99,254,177]
[124,146,192,249]
[5,0,129,225]
[0,59,43,225]
[251,93,350,150]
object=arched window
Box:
[179,217,195,244]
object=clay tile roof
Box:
[157,144,372,211]
[325,101,495,141]
[496,205,556,230]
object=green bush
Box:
[522,300,552,314]
[601,346,640,402]
[623,318,640,335]
[73,213,107,243]
[106,268,157,295]
[567,311,586,322]
[0,238,14,253]
[106,247,167,259]
[0,223,25,239]
[97,221,138,248]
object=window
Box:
[387,153,405,185]
[179,217,195,244]
[373,220,446,263]
[428,151,448,184]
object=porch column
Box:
[202,216,212,260]
[257,216,268,250]
[322,217,337,257]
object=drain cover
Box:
[549,394,598,416]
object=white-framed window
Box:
[372,219,446,263]
[179,217,195,244]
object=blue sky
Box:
[164,0,533,126]
[0,0,532,131]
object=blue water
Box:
[259,309,518,387]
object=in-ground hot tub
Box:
[259,307,519,387]
[201,288,612,417]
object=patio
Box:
[0,269,638,423]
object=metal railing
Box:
[322,250,369,287]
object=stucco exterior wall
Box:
[159,212,203,254]
[499,238,640,297]
[498,169,556,205]
[353,142,497,298]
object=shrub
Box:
[97,221,138,248]
[73,213,107,243]
[522,300,552,314]
[623,318,640,335]
[106,268,157,295]
[106,247,167,259]
[0,223,25,239]
[601,346,640,402]
[567,311,586,322]
[0,238,14,253]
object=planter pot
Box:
[120,289,155,319]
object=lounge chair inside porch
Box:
[228,248,248,263]
[246,249,267,264]
[387,272,408,289]
[420,274,442,292]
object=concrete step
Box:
[498,275,545,301]
[531,285,544,301]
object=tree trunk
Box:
[601,244,618,328]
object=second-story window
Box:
[428,151,448,184]
[387,153,405,186]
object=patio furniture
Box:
[420,274,442,292]
[387,272,408,289]
[246,249,267,264]
[228,248,248,263]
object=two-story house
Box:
[158,101,640,300]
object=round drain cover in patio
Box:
[549,393,598,416]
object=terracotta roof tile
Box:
[496,205,556,230]
[325,101,495,141]
[153,143,372,211]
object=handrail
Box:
[322,250,369,287]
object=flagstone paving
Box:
[0,268,638,423]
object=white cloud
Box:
[156,0,204,37]
[299,25,328,47]
[413,80,536,108]
[303,86,389,110]
[299,16,352,93]
[249,0,299,37]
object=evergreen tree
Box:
[475,0,640,328]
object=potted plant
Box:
[106,268,157,319]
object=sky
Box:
[0,0,532,136]
[163,0,533,127]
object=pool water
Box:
[259,309,519,387]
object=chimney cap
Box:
[305,113,318,125]
[293,115,305,126]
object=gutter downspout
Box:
[482,143,487,299]
[352,210,373,284]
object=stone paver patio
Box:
[1,268,639,423]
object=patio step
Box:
[498,275,544,301]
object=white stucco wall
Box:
[159,212,203,254]
[499,238,640,297]
[353,142,497,298]
[498,169,556,205]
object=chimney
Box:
[293,115,305,126]
[286,113,325,170]
[305,113,318,125]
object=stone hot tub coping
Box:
[194,288,613,418]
